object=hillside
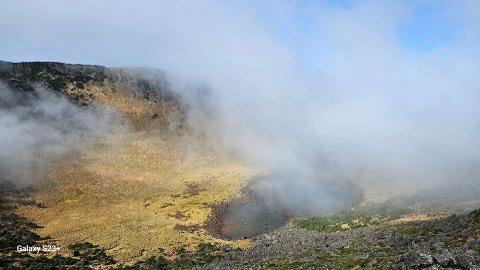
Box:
[0,60,182,129]
[0,61,252,262]
[0,61,479,269]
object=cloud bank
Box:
[1,0,479,210]
[0,84,122,186]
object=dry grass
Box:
[12,79,256,263]
[17,128,252,263]
[388,213,445,224]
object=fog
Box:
[0,83,123,186]
[1,1,480,210]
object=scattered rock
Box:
[434,250,456,267]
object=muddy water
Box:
[208,190,290,240]
[208,172,363,239]
[219,201,287,239]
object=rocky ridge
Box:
[0,60,185,129]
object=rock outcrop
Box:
[0,60,185,129]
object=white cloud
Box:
[1,0,479,209]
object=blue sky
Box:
[0,1,472,71]
[398,2,457,52]
[324,0,458,51]
[246,0,465,75]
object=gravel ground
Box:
[198,210,480,269]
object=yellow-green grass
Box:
[17,131,253,263]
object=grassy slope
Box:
[1,61,253,262]
[16,131,252,262]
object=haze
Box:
[1,0,480,210]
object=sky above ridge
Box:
[0,0,476,72]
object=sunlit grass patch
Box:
[293,202,412,232]
[16,131,253,262]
